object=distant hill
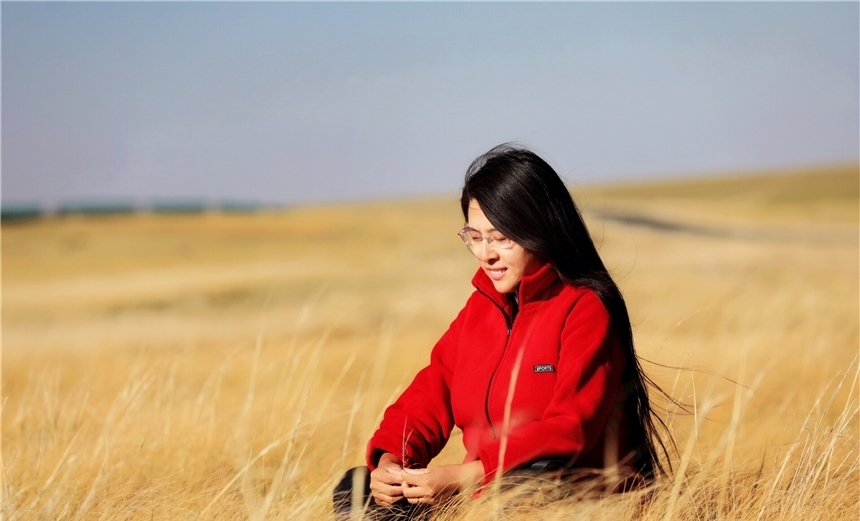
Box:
[3,163,856,223]
[591,163,858,202]
[1,199,276,223]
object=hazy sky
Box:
[3,2,858,207]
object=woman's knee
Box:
[333,466,371,515]
[334,466,370,494]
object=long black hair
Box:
[460,143,672,480]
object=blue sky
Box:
[3,2,858,208]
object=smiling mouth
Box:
[486,267,507,280]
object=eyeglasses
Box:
[457,228,515,250]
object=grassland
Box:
[3,164,858,520]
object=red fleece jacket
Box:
[366,263,634,484]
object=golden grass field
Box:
[3,164,858,520]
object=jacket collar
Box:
[471,263,561,312]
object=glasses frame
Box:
[457,228,516,250]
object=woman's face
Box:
[466,199,541,294]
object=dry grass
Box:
[3,165,858,520]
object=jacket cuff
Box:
[477,447,501,486]
[366,434,407,470]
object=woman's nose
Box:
[473,241,498,262]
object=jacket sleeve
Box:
[365,306,464,470]
[476,290,625,482]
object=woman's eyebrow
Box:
[463,225,499,233]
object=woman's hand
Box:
[369,453,405,506]
[400,461,484,505]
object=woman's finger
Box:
[400,468,430,487]
[375,471,402,485]
[370,483,402,497]
[371,465,403,487]
[371,491,400,506]
[400,481,432,504]
[369,481,402,499]
[400,481,421,496]
[405,494,437,505]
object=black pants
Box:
[332,460,576,521]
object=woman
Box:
[334,144,669,519]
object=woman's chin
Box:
[491,279,516,294]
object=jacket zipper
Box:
[476,287,513,440]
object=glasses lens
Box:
[459,229,480,248]
[485,234,514,250]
